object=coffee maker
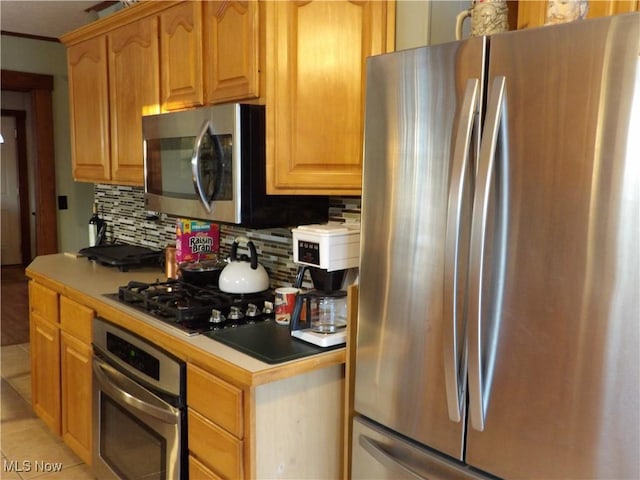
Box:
[290,223,360,347]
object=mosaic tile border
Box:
[94,185,360,289]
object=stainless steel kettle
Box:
[218,236,270,293]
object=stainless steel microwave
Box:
[143,104,328,228]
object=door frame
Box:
[1,69,58,258]
[1,109,31,265]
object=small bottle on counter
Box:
[88,203,105,247]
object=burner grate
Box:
[113,280,274,335]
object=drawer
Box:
[187,363,243,437]
[188,409,243,480]
[60,296,94,343]
[29,281,59,324]
[189,455,223,480]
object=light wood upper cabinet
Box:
[67,37,111,182]
[108,16,160,184]
[65,12,161,185]
[265,0,395,195]
[63,0,395,193]
[160,2,204,110]
[517,0,638,29]
[204,1,261,104]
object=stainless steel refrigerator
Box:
[352,13,639,480]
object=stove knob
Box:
[209,309,225,324]
[263,301,274,315]
[228,306,244,320]
[246,303,261,317]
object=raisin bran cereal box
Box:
[175,218,220,264]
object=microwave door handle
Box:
[192,119,212,213]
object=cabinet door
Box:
[517,0,638,29]
[187,363,244,438]
[265,0,394,195]
[60,295,93,344]
[67,36,111,182]
[188,409,244,479]
[29,281,59,324]
[30,316,61,434]
[189,455,223,480]
[204,1,261,104]
[61,332,93,465]
[160,1,204,110]
[108,16,160,185]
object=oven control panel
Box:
[106,332,160,380]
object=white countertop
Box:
[26,253,345,386]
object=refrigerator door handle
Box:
[359,434,424,479]
[468,75,509,432]
[443,78,479,423]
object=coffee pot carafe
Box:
[291,290,347,333]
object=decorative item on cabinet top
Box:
[545,0,589,25]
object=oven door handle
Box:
[93,359,180,425]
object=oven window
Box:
[101,395,167,480]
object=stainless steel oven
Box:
[92,318,187,480]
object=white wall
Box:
[0,34,93,255]
[396,0,471,50]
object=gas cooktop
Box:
[106,280,275,336]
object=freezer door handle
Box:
[359,434,424,479]
[468,75,509,432]
[443,78,479,423]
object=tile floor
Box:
[1,343,94,479]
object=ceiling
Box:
[0,1,123,40]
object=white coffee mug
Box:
[274,287,300,325]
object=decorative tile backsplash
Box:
[94,185,360,289]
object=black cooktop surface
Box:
[106,280,274,336]
[79,244,163,271]
[206,320,342,364]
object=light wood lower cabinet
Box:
[188,409,244,479]
[30,314,61,434]
[29,282,60,434]
[187,363,244,479]
[60,332,93,465]
[29,283,94,465]
[189,455,223,480]
[187,361,344,479]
